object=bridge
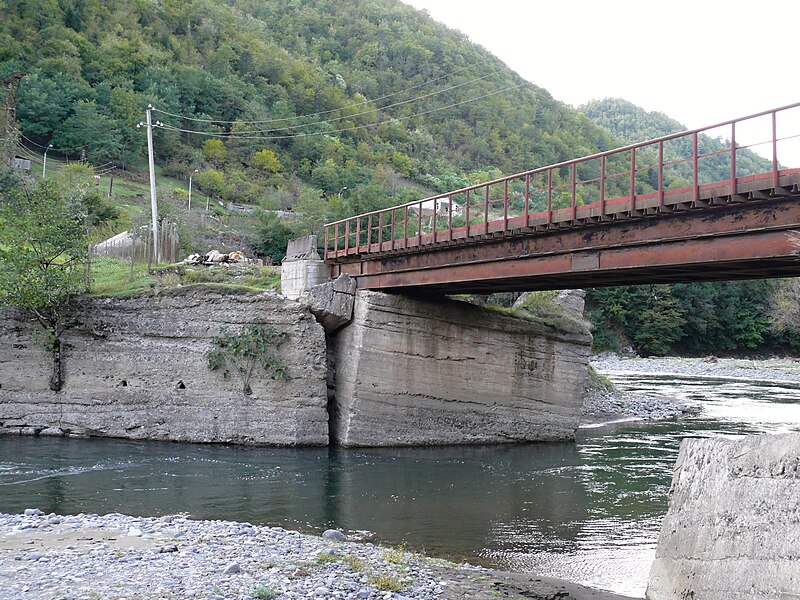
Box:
[324,103,800,294]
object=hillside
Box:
[1,1,617,205]
[579,98,772,182]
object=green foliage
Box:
[5,0,621,206]
[585,365,615,393]
[368,572,405,593]
[0,173,89,389]
[769,279,800,335]
[197,169,227,197]
[207,324,289,395]
[252,149,282,174]
[250,210,297,263]
[580,98,772,182]
[251,583,279,600]
[88,258,157,297]
[587,281,792,356]
[202,139,227,164]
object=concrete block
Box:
[281,259,331,300]
[329,291,593,447]
[647,432,800,599]
[308,274,357,334]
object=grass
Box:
[315,552,339,564]
[383,545,412,565]
[251,583,279,599]
[485,295,591,335]
[88,257,158,297]
[86,258,281,297]
[343,555,367,572]
[368,572,405,593]
[585,364,615,392]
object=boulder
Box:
[307,275,356,334]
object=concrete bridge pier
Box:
[305,276,593,447]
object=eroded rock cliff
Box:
[0,287,329,445]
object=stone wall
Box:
[647,432,800,599]
[329,291,593,447]
[0,287,329,445]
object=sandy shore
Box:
[0,511,635,600]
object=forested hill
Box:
[579,98,771,179]
[2,0,617,201]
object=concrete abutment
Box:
[326,290,592,447]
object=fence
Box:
[92,220,180,264]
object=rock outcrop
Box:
[0,287,328,445]
[647,432,800,599]
[329,291,593,447]
[307,274,357,334]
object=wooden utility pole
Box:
[1,72,25,167]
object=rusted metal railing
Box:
[324,102,800,260]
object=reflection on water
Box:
[1,375,800,597]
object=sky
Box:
[404,0,800,164]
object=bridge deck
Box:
[324,102,800,293]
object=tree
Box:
[53,100,124,163]
[252,149,282,174]
[0,174,88,390]
[769,279,800,335]
[202,139,227,165]
[250,210,296,264]
[198,169,227,199]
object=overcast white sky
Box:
[404,0,800,163]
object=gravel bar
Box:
[0,511,634,600]
[591,355,800,384]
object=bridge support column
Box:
[280,235,332,301]
[328,291,593,447]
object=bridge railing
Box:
[324,102,800,260]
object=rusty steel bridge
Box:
[324,103,800,293]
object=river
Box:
[2,373,800,598]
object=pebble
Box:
[0,511,462,599]
[322,529,347,542]
[584,355,800,423]
[222,562,241,574]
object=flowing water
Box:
[2,373,800,597]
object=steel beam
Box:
[336,196,800,293]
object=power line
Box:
[154,82,530,141]
[159,71,499,135]
[15,130,85,155]
[14,142,44,164]
[151,64,488,125]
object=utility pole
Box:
[42,143,52,178]
[139,105,160,265]
[189,168,198,212]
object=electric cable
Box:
[153,82,529,141]
[151,63,487,124]
[156,71,499,135]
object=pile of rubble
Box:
[182,250,250,265]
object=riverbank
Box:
[0,511,635,600]
[581,355,800,427]
[591,354,800,383]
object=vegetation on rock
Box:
[207,324,289,395]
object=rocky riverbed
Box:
[0,512,632,600]
[581,354,800,427]
[591,354,800,383]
